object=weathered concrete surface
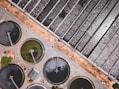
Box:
[0,0,115,89]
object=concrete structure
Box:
[0,6,108,89]
[28,68,39,81]
[8,0,119,83]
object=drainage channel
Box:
[8,0,119,83]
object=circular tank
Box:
[68,76,94,89]
[0,21,22,46]
[44,57,70,84]
[21,38,44,63]
[0,64,25,89]
[27,84,46,89]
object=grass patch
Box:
[1,56,12,66]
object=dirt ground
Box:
[0,0,115,89]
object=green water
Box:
[21,39,44,63]
[69,78,93,89]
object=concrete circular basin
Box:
[68,77,94,89]
[0,64,25,89]
[0,21,22,46]
[44,57,70,84]
[27,84,46,89]
[21,38,44,64]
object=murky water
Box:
[27,84,45,89]
[21,39,44,63]
[0,21,21,46]
[69,78,94,89]
[44,57,70,84]
[0,64,25,89]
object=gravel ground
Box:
[11,0,19,4]
[55,0,89,37]
[63,0,99,42]
[43,0,68,26]
[95,30,119,68]
[25,0,39,13]
[76,0,115,52]
[30,0,50,18]
[89,14,119,62]
[18,0,29,9]
[49,0,77,32]
[82,1,119,57]
[36,0,58,22]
